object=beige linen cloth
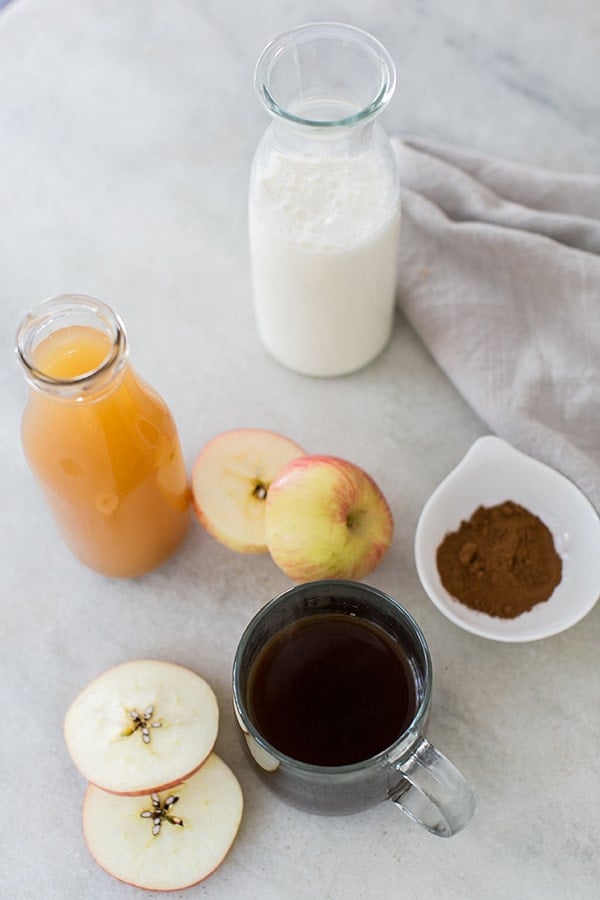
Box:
[393,136,600,511]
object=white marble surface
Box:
[1,1,598,897]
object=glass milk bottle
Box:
[16,295,190,577]
[249,22,400,377]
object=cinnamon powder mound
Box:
[436,501,562,619]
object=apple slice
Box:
[83,753,243,891]
[191,428,305,553]
[64,659,219,796]
[265,455,393,581]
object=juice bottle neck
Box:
[16,294,129,401]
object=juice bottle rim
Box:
[15,294,129,400]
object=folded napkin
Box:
[392,136,600,511]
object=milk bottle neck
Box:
[254,22,396,159]
[269,116,377,158]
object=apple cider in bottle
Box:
[16,295,190,577]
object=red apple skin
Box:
[265,455,394,581]
[83,856,224,894]
[87,755,211,798]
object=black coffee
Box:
[246,613,418,767]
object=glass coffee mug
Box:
[232,580,475,836]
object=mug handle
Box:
[390,738,475,837]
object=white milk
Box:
[249,147,401,377]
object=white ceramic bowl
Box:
[414,436,600,642]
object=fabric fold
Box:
[393,136,600,510]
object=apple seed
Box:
[140,792,184,836]
[123,705,163,744]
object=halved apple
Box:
[83,753,243,891]
[191,428,305,553]
[265,455,394,581]
[64,659,219,796]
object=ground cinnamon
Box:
[436,500,562,619]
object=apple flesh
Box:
[83,753,243,892]
[191,428,305,553]
[64,659,219,796]
[265,455,393,581]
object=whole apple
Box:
[265,455,393,581]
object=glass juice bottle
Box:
[16,295,190,577]
[249,22,400,377]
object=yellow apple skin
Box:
[265,455,393,581]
